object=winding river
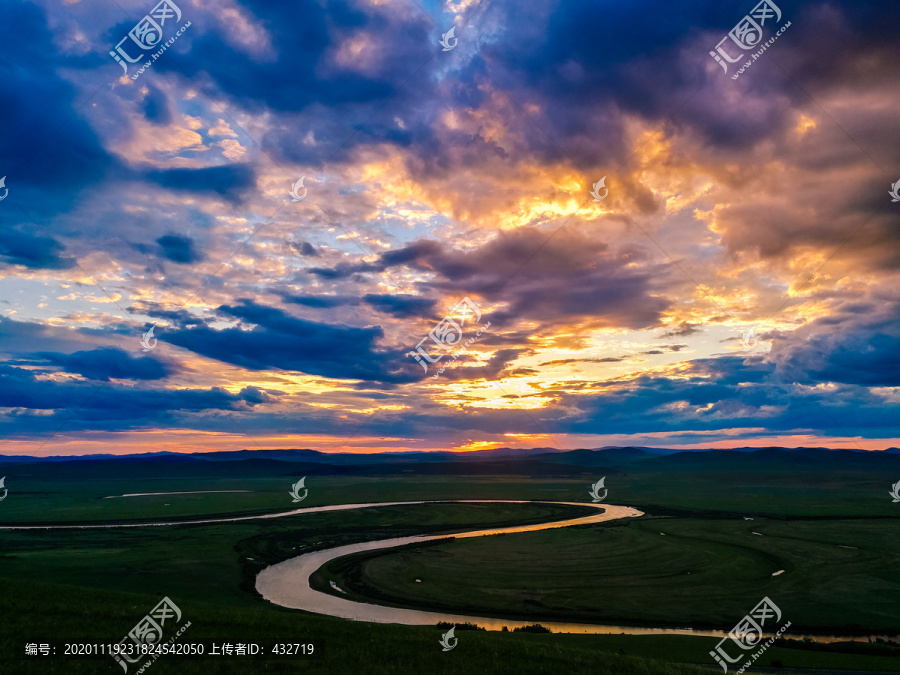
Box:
[2,499,886,642]
[0,500,471,530]
[255,499,714,636]
[254,500,893,643]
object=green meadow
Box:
[328,516,900,633]
[1,453,899,673]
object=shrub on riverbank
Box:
[436,622,486,631]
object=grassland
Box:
[1,577,717,675]
[0,501,592,609]
[0,497,705,674]
[328,516,900,633]
[1,453,899,673]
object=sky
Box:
[0,0,898,457]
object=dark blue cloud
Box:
[147,0,433,166]
[238,385,278,405]
[775,325,900,388]
[282,294,358,309]
[539,355,900,441]
[364,293,436,319]
[303,243,431,280]
[289,241,319,257]
[0,363,263,428]
[281,292,436,319]
[141,308,205,328]
[166,0,427,111]
[822,334,900,387]
[0,225,74,269]
[380,240,442,266]
[0,2,115,213]
[157,234,202,264]
[29,347,170,382]
[308,260,382,280]
[164,300,418,383]
[143,165,255,201]
[141,84,171,125]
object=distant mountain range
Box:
[1,445,898,468]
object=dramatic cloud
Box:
[165,301,419,384]
[0,2,115,216]
[0,363,265,432]
[0,0,896,454]
[143,165,256,200]
[157,235,203,264]
[0,226,74,270]
[28,347,171,382]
